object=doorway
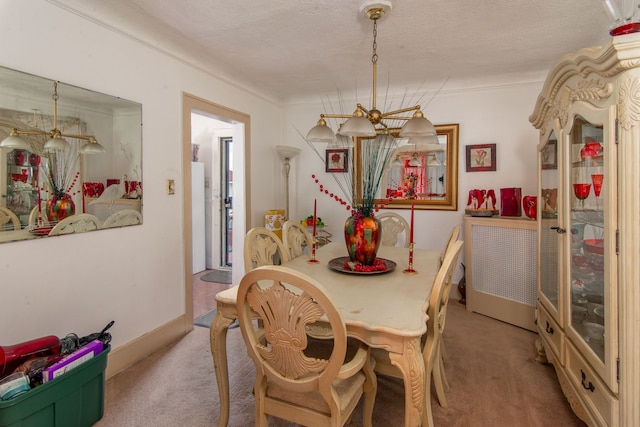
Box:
[182,93,251,328]
[221,137,233,267]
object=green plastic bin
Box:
[0,346,110,427]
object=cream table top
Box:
[211,242,441,426]
[0,229,40,243]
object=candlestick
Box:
[313,199,317,237]
[410,201,414,244]
[403,242,417,274]
[308,199,320,263]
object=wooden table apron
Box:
[210,242,441,427]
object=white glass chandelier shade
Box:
[339,114,376,137]
[427,153,441,166]
[306,118,336,143]
[409,135,440,147]
[0,129,30,149]
[44,134,71,152]
[408,152,421,167]
[329,133,354,149]
[80,138,106,154]
[399,112,437,138]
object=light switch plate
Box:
[167,179,175,195]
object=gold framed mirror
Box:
[354,123,459,210]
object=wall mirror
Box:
[354,123,459,210]
[0,65,143,243]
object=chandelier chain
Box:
[372,18,378,65]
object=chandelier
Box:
[305,1,438,143]
[0,81,105,154]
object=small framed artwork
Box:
[541,139,557,170]
[326,149,348,173]
[466,143,496,172]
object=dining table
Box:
[0,228,41,243]
[209,241,441,427]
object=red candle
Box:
[410,201,414,244]
[313,199,317,237]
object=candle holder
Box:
[308,236,320,264]
[403,242,417,274]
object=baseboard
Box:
[105,314,191,379]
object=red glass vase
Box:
[344,211,381,266]
[46,193,75,223]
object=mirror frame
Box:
[354,123,459,210]
[0,65,143,243]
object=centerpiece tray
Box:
[29,226,53,236]
[328,256,396,275]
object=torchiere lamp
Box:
[274,145,301,219]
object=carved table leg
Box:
[209,309,235,427]
[389,338,425,427]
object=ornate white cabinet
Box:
[530,33,640,426]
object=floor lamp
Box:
[275,145,301,220]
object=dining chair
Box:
[439,225,460,265]
[282,220,313,259]
[236,265,377,427]
[102,209,142,228]
[371,239,463,427]
[0,207,21,231]
[435,225,461,395]
[28,205,50,228]
[243,227,290,272]
[48,213,102,236]
[377,212,410,248]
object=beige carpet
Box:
[95,301,586,427]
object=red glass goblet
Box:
[573,183,591,209]
[591,174,603,197]
[591,174,603,210]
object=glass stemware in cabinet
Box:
[573,183,591,209]
[591,174,603,209]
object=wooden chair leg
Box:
[432,345,449,408]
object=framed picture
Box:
[326,149,348,173]
[466,143,496,172]
[541,139,557,170]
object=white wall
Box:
[1,1,544,360]
[0,2,282,349]
[283,83,542,268]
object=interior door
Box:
[221,137,233,267]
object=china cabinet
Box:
[530,33,640,426]
[2,149,40,226]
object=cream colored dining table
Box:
[209,241,441,427]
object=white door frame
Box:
[182,93,250,328]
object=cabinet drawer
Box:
[538,304,563,364]
[565,340,618,427]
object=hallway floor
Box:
[192,269,229,319]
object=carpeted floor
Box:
[96,300,586,427]
[200,269,232,284]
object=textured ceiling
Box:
[49,0,613,103]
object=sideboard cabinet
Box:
[530,33,640,426]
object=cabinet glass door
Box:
[568,116,605,362]
[539,131,559,311]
